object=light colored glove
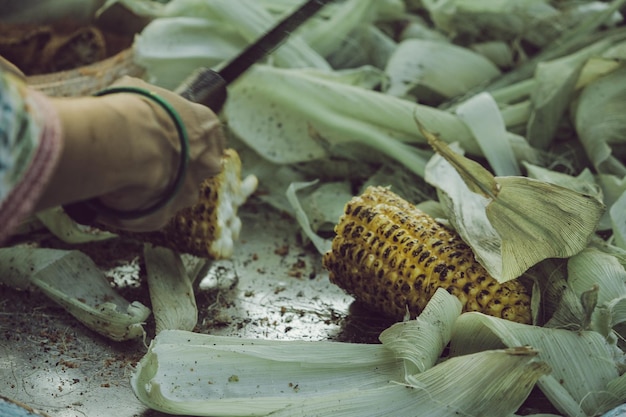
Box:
[37,76,226,232]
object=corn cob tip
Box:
[322,186,532,324]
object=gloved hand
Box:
[37,76,226,232]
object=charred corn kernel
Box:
[322,186,532,324]
[118,149,258,259]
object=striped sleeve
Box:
[0,71,62,243]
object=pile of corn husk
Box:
[121,0,626,415]
[3,0,626,416]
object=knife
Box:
[64,0,334,224]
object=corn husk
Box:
[384,39,500,100]
[226,64,499,172]
[0,246,149,341]
[470,41,514,69]
[451,313,626,417]
[525,163,622,235]
[611,191,626,250]
[603,404,626,417]
[597,174,626,233]
[523,164,602,199]
[143,244,198,334]
[378,288,462,375]
[131,291,546,417]
[454,92,520,176]
[422,0,560,46]
[269,348,548,417]
[525,37,617,150]
[285,180,350,255]
[423,128,605,282]
[131,330,405,416]
[130,0,330,89]
[574,64,626,176]
[35,207,117,244]
[567,248,626,337]
[298,0,378,58]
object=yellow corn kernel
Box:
[322,186,532,324]
[120,149,258,259]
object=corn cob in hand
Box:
[111,149,257,259]
[322,186,532,324]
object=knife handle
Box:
[175,67,228,112]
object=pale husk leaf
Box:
[225,65,481,166]
[285,180,333,255]
[0,247,149,341]
[527,258,586,329]
[422,0,560,46]
[454,92,520,176]
[526,36,617,149]
[324,24,397,70]
[524,164,601,199]
[451,312,626,416]
[568,248,626,306]
[425,132,605,281]
[610,190,626,249]
[131,330,404,416]
[384,39,500,99]
[131,333,547,416]
[270,348,548,417]
[143,244,197,334]
[597,174,626,232]
[35,207,117,244]
[526,164,617,232]
[134,17,244,89]
[575,64,626,176]
[471,41,514,69]
[298,181,354,234]
[299,0,379,58]
[132,0,329,88]
[567,248,626,334]
[378,288,462,375]
[489,176,604,280]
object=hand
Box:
[95,76,226,231]
[38,76,226,231]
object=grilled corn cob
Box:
[322,186,532,324]
[112,148,258,259]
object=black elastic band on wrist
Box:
[82,86,190,220]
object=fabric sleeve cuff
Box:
[0,89,63,244]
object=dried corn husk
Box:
[384,39,500,100]
[575,64,626,176]
[144,244,197,334]
[423,127,605,281]
[131,291,547,417]
[451,312,626,417]
[0,246,150,341]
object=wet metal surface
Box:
[0,201,394,417]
